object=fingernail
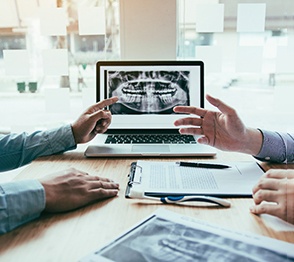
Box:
[198,137,207,144]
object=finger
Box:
[95,127,108,135]
[252,189,279,205]
[90,110,111,124]
[252,178,281,194]
[93,97,119,111]
[173,106,207,118]
[174,117,202,127]
[95,119,111,130]
[250,203,281,218]
[94,119,112,134]
[88,180,119,190]
[179,127,203,136]
[263,169,289,180]
[99,117,112,127]
[197,136,209,145]
[91,188,119,199]
[87,175,115,183]
[206,94,236,116]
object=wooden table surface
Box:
[0,148,293,261]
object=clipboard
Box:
[125,160,265,198]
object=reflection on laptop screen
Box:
[97,61,204,129]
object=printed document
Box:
[127,160,264,197]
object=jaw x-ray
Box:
[95,216,291,262]
[107,70,190,114]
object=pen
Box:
[177,161,231,169]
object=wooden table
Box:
[0,148,293,261]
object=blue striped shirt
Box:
[0,124,76,234]
[255,130,294,163]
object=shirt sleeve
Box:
[254,129,294,163]
[0,179,45,234]
[0,124,76,172]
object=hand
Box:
[71,97,119,144]
[250,169,294,224]
[173,94,263,155]
[39,168,119,213]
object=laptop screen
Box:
[97,61,204,129]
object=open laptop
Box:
[84,60,216,157]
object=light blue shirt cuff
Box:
[0,180,45,234]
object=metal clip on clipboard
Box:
[127,162,142,186]
[126,162,143,197]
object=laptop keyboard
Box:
[105,134,197,144]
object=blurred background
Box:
[0,0,293,134]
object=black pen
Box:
[177,162,231,169]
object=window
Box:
[0,0,293,133]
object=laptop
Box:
[84,60,216,157]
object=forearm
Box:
[0,180,45,234]
[240,128,263,156]
[0,124,76,172]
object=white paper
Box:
[39,7,67,36]
[0,0,19,28]
[236,46,263,73]
[195,4,224,33]
[130,160,264,196]
[44,88,70,114]
[195,46,222,73]
[237,3,266,33]
[78,7,106,35]
[80,208,294,262]
[3,50,30,76]
[42,49,69,76]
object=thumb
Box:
[197,136,209,145]
[91,110,111,122]
[206,94,236,116]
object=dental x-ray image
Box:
[107,70,190,114]
[96,216,291,262]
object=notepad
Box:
[125,160,264,197]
